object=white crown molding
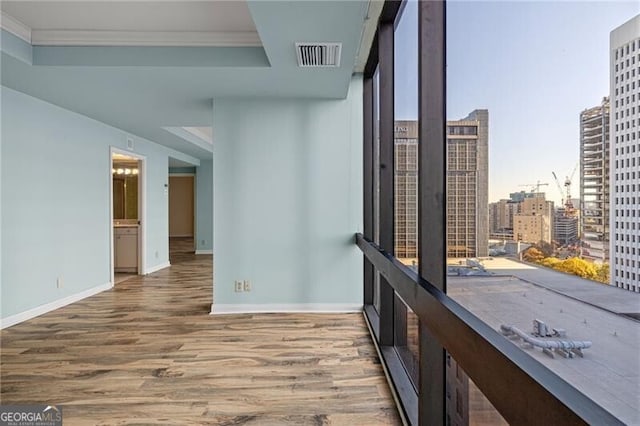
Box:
[210,303,363,315]
[1,282,112,329]
[31,30,262,47]
[0,11,32,44]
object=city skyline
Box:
[444,2,639,204]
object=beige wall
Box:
[512,196,553,243]
[169,176,194,237]
[514,214,546,243]
[521,197,550,216]
[514,212,553,244]
[490,199,518,232]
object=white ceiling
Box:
[182,127,213,144]
[1,1,260,46]
[1,1,375,159]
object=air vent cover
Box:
[296,43,342,67]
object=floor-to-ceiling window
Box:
[392,0,420,389]
[359,1,634,425]
[373,66,382,315]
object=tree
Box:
[536,240,556,258]
[539,257,561,268]
[595,263,610,284]
[554,257,597,279]
[523,247,544,263]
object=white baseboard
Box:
[1,282,113,329]
[145,261,171,275]
[195,249,213,255]
[210,303,363,315]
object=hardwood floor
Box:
[1,238,401,425]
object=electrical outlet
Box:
[201,240,205,246]
[155,251,159,259]
[56,277,63,289]
[243,280,251,292]
[234,281,243,292]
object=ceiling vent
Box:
[296,43,341,67]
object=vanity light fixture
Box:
[112,168,139,175]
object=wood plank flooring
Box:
[1,238,401,425]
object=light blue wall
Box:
[1,30,33,65]
[169,167,196,175]
[0,86,199,320]
[0,85,3,298]
[196,160,213,252]
[212,76,363,306]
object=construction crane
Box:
[552,163,578,212]
[564,162,578,209]
[552,172,565,206]
[518,181,549,194]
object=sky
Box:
[394,0,639,205]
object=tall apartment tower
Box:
[610,16,640,292]
[447,110,489,258]
[580,97,610,263]
[393,110,489,260]
[394,121,419,259]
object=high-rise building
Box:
[447,110,489,258]
[580,97,610,263]
[554,208,579,246]
[489,199,518,239]
[610,16,640,292]
[513,194,554,244]
[393,110,489,259]
[394,121,419,258]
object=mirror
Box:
[113,159,139,220]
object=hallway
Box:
[1,239,400,425]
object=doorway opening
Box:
[169,173,196,257]
[110,148,146,285]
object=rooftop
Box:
[449,273,640,425]
[483,257,640,318]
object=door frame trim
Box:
[110,147,147,285]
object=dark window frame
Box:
[360,1,624,425]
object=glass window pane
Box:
[394,294,419,387]
[393,0,419,388]
[447,2,639,423]
[447,354,508,426]
[373,66,381,314]
[393,0,419,268]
